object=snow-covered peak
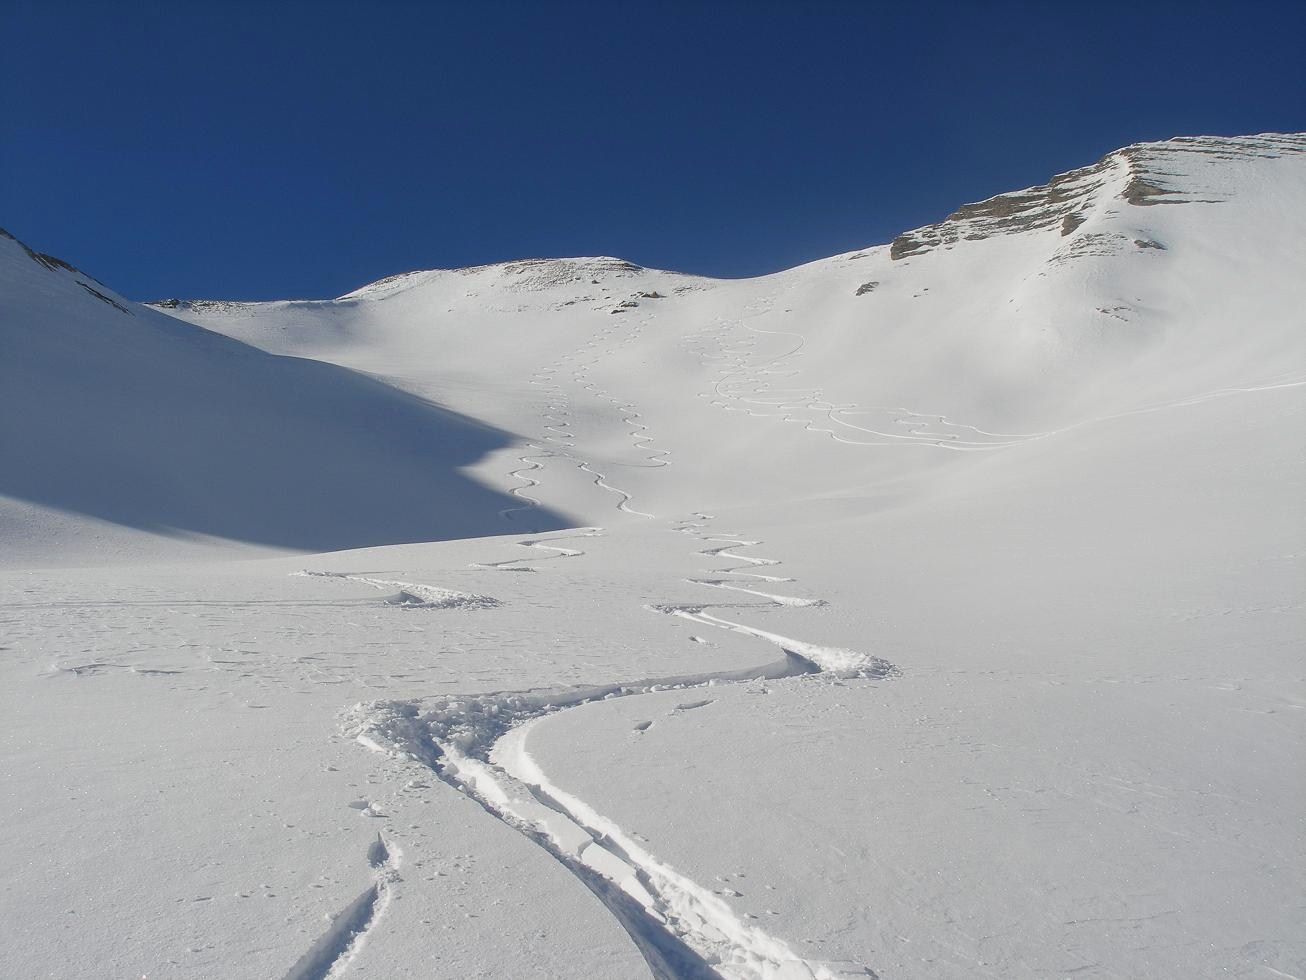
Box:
[889,131,1306,260]
[338,255,679,302]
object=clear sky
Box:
[3,0,1304,300]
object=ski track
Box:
[502,308,670,523]
[281,835,400,980]
[347,515,894,979]
[502,295,1301,532]
[685,301,1306,452]
[472,527,605,572]
[683,302,1045,450]
[295,570,501,609]
[685,579,826,607]
[465,304,1306,973]
[281,306,1306,979]
[656,516,893,678]
[570,310,673,470]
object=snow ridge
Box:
[889,132,1306,260]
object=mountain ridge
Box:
[101,130,1297,309]
[6,130,1294,313]
[3,129,1303,560]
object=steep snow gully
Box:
[344,517,896,980]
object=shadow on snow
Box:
[0,292,570,551]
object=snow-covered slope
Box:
[1,133,1303,980]
[157,133,1306,527]
[0,230,571,564]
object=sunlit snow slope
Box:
[155,135,1306,530]
[1,134,1303,980]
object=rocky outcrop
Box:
[889,133,1306,261]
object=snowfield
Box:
[2,133,1304,979]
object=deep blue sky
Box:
[3,1,1304,300]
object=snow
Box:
[1,133,1304,979]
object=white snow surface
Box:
[2,133,1304,979]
